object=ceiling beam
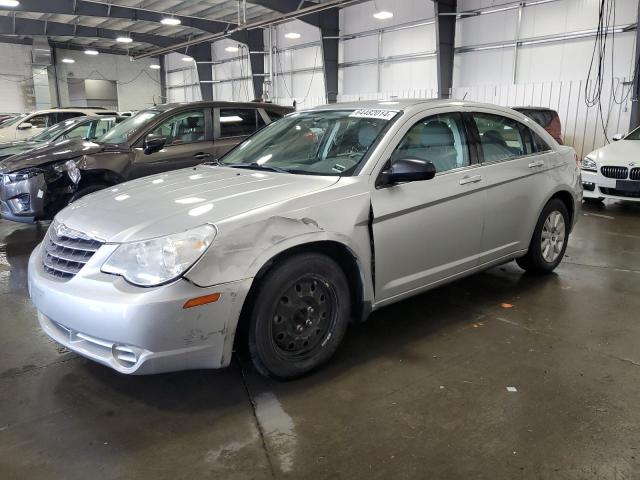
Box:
[0,0,234,35]
[0,16,189,49]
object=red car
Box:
[513,107,563,144]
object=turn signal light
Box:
[183,292,221,309]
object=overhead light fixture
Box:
[373,11,393,20]
[0,1,20,7]
[284,32,301,39]
[149,64,161,70]
[160,17,181,26]
[182,56,194,62]
[61,58,75,64]
[225,46,239,53]
[84,49,99,55]
[116,36,133,43]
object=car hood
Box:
[0,139,46,160]
[56,165,341,243]
[0,138,103,173]
[588,140,640,166]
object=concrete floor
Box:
[1,200,640,480]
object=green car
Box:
[0,115,124,162]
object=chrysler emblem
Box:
[52,221,95,242]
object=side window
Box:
[62,123,91,140]
[220,108,258,137]
[391,112,469,173]
[27,114,52,129]
[56,112,83,122]
[149,110,205,146]
[473,113,526,162]
[266,110,283,122]
[532,131,552,152]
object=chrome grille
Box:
[42,223,103,280]
[630,168,640,181]
[601,166,628,179]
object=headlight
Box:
[101,224,217,287]
[580,156,597,171]
[53,158,81,184]
[3,168,42,184]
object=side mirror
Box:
[17,122,33,130]
[612,133,624,141]
[379,158,436,186]
[143,134,167,155]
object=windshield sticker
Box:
[349,109,398,120]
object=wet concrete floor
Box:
[1,200,639,479]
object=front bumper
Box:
[581,169,640,201]
[28,242,252,374]
[0,173,46,222]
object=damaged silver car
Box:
[28,100,582,379]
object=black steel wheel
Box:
[247,252,350,379]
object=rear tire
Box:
[516,199,569,274]
[247,253,350,379]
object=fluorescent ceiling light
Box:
[284,32,301,39]
[84,49,99,55]
[373,11,393,20]
[182,56,194,62]
[149,64,161,69]
[116,36,133,43]
[0,1,20,7]
[225,46,239,53]
[160,17,181,26]
[61,58,75,64]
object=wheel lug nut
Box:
[296,325,303,332]
[305,319,313,326]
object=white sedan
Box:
[581,127,640,203]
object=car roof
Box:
[304,99,522,115]
[148,101,294,112]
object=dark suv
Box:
[0,101,293,223]
[512,107,563,144]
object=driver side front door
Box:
[370,110,486,304]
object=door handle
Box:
[459,174,482,185]
[194,152,212,160]
[528,159,545,168]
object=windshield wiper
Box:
[224,162,291,173]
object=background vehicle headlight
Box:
[3,168,42,184]
[53,158,81,184]
[101,224,216,287]
[580,156,597,171]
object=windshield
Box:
[625,126,640,140]
[30,119,84,142]
[98,110,160,145]
[1,114,27,127]
[220,109,396,175]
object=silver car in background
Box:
[28,100,581,379]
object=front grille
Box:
[600,187,640,199]
[601,166,628,179]
[630,168,640,181]
[42,223,103,280]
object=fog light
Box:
[112,344,138,368]
[582,181,595,192]
[7,193,31,213]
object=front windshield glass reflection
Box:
[220,110,396,176]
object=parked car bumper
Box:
[28,242,251,374]
[581,169,640,202]
[0,172,46,222]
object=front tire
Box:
[247,253,351,379]
[516,199,569,274]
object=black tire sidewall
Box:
[248,253,350,379]
[526,199,570,273]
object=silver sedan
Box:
[28,100,582,378]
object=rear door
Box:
[370,109,486,303]
[129,108,214,178]
[214,107,264,159]
[468,109,557,263]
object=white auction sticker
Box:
[349,109,398,120]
